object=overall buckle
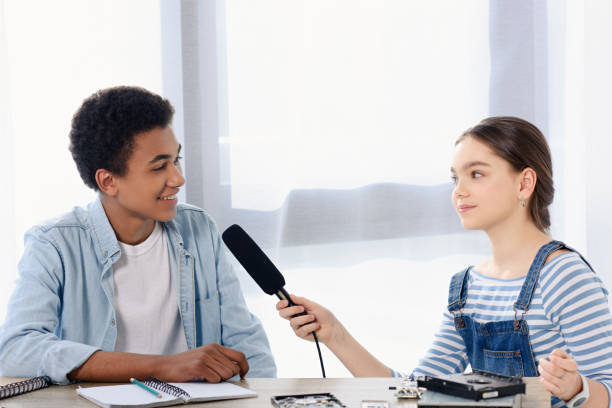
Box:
[513,306,527,331]
[454,312,465,328]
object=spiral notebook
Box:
[76,377,257,408]
[0,377,50,400]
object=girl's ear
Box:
[95,169,118,196]
[518,167,537,201]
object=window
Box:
[1,0,164,321]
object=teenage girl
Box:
[277,117,612,408]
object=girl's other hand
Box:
[538,348,583,401]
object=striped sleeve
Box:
[539,254,612,403]
[409,310,469,378]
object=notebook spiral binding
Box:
[143,377,190,399]
[0,377,50,400]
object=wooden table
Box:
[0,377,549,407]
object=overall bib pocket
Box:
[483,349,524,377]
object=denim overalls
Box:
[447,240,592,377]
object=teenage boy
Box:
[0,86,276,384]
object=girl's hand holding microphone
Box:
[276,293,394,378]
[276,294,342,346]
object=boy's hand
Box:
[156,344,248,383]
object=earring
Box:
[521,200,526,208]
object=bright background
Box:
[2,0,612,377]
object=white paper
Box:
[76,381,256,408]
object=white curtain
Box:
[0,0,16,315]
[0,0,165,320]
[175,0,612,377]
[579,1,612,291]
[2,0,612,379]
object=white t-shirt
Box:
[113,222,189,355]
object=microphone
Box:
[221,224,293,304]
[221,224,326,378]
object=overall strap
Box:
[514,240,566,312]
[448,266,472,312]
[558,243,596,272]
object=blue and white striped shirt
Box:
[405,252,612,406]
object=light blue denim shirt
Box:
[0,198,276,384]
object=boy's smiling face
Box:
[102,126,185,227]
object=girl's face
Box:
[451,136,523,231]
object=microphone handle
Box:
[275,287,307,316]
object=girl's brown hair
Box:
[456,116,554,232]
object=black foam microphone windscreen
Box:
[221,224,285,295]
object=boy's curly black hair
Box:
[69,86,175,191]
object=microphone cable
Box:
[288,295,326,378]
[285,290,326,377]
[312,332,326,378]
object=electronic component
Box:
[271,392,346,407]
[416,370,525,401]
